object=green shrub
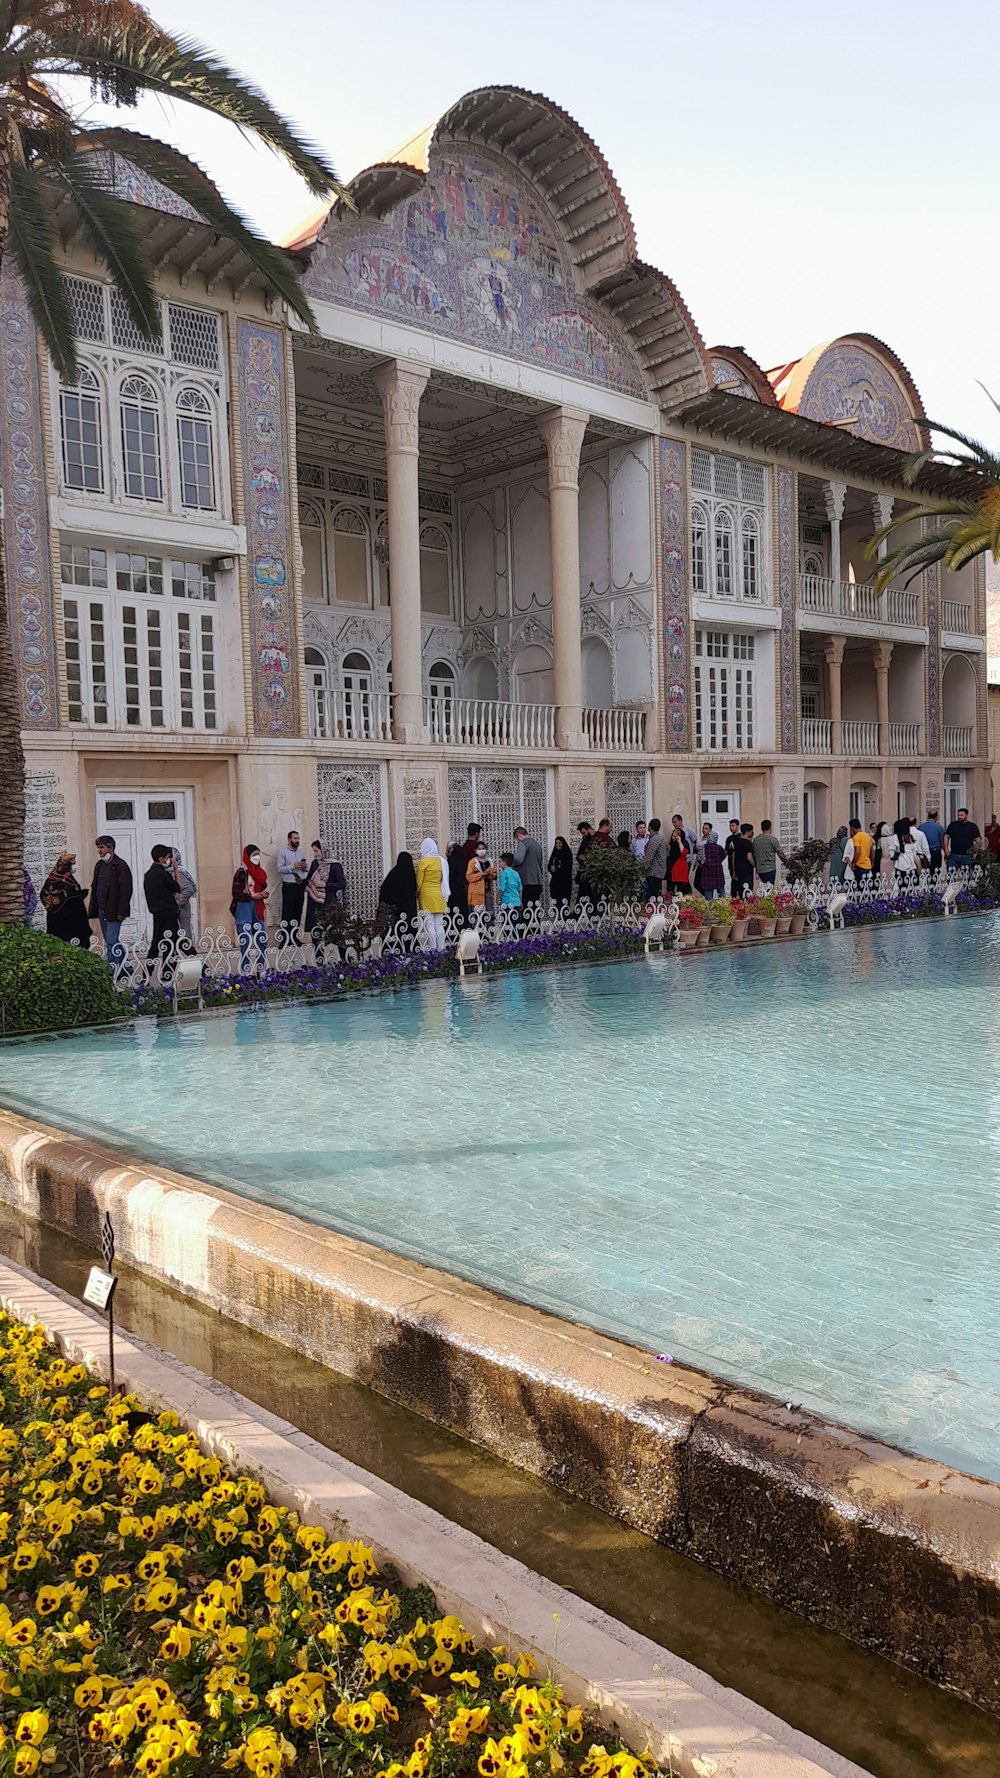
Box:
[0,924,117,1035]
[578,844,643,905]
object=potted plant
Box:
[774,890,796,936]
[788,891,809,936]
[749,890,778,937]
[730,895,752,942]
[706,895,734,943]
[676,903,704,950]
[684,891,713,945]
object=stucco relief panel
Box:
[306,147,646,397]
[509,480,552,613]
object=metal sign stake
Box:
[83,1213,118,1398]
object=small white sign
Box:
[83,1267,117,1312]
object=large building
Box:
[9,87,988,940]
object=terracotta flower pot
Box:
[709,923,731,944]
[750,916,777,938]
[730,917,749,941]
[790,913,807,935]
[775,914,793,935]
[678,927,700,949]
[695,925,710,947]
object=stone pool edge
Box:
[0,1255,870,1778]
[0,1106,997,1713]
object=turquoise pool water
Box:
[0,919,996,1481]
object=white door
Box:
[96,789,195,945]
[943,770,966,826]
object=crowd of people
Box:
[29,802,997,973]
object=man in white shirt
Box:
[276,829,308,945]
[630,822,648,862]
[911,823,931,872]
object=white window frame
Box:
[690,449,768,603]
[119,372,163,502]
[61,543,219,732]
[694,628,755,751]
[59,366,105,494]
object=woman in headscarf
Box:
[169,848,197,950]
[696,827,726,901]
[547,836,573,914]
[415,838,450,952]
[40,852,91,948]
[304,841,348,937]
[231,843,268,969]
[378,851,418,932]
[877,821,899,889]
[829,826,849,885]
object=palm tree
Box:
[0,0,343,923]
[870,404,997,594]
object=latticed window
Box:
[690,449,767,601]
[176,387,216,509]
[694,629,755,750]
[60,545,218,730]
[119,374,162,501]
[167,302,220,370]
[110,288,162,353]
[65,276,107,343]
[60,368,104,492]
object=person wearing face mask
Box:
[465,839,497,928]
[230,843,268,970]
[88,835,133,972]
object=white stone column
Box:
[873,638,893,758]
[539,406,589,749]
[872,494,894,561]
[824,634,846,755]
[824,479,847,586]
[373,360,430,743]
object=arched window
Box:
[741,513,760,601]
[714,508,734,599]
[419,523,452,616]
[60,366,104,492]
[428,659,454,703]
[342,650,374,739]
[299,503,327,604]
[465,657,498,702]
[304,646,331,737]
[427,659,455,740]
[119,373,162,502]
[175,386,215,510]
[691,503,708,597]
[581,635,613,707]
[331,507,369,605]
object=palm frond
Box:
[44,22,341,198]
[912,419,1000,479]
[51,151,159,340]
[869,533,951,594]
[6,161,77,378]
[85,126,318,328]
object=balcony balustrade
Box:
[888,722,921,757]
[801,718,832,753]
[582,705,646,751]
[799,574,920,627]
[841,719,879,755]
[942,724,973,757]
[941,600,974,635]
[424,697,555,749]
[309,688,393,741]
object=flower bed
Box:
[0,1313,652,1778]
[820,886,1000,925]
[118,928,649,1020]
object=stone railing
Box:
[841,719,879,755]
[309,687,393,741]
[423,697,555,748]
[801,717,832,753]
[940,600,974,635]
[942,724,973,757]
[799,574,920,627]
[582,706,646,751]
[888,722,922,756]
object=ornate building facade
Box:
[11,91,989,937]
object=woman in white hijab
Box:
[415,838,450,952]
[877,821,898,889]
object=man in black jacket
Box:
[144,845,180,973]
[88,836,133,970]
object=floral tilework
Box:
[659,438,687,751]
[238,320,298,737]
[0,266,57,728]
[925,557,939,756]
[776,466,797,752]
[306,147,646,398]
[798,346,917,451]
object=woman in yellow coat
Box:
[415,838,450,951]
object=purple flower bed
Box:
[815,888,1000,925]
[117,925,649,1019]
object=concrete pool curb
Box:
[0,1107,997,1711]
[0,1254,870,1778]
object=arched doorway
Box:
[941,655,977,757]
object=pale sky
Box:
[85,0,998,444]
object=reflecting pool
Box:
[1,917,997,1480]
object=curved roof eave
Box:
[283,85,709,413]
[708,344,777,405]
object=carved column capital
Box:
[823,635,847,667]
[872,639,894,674]
[823,479,847,524]
[538,406,588,491]
[373,360,430,455]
